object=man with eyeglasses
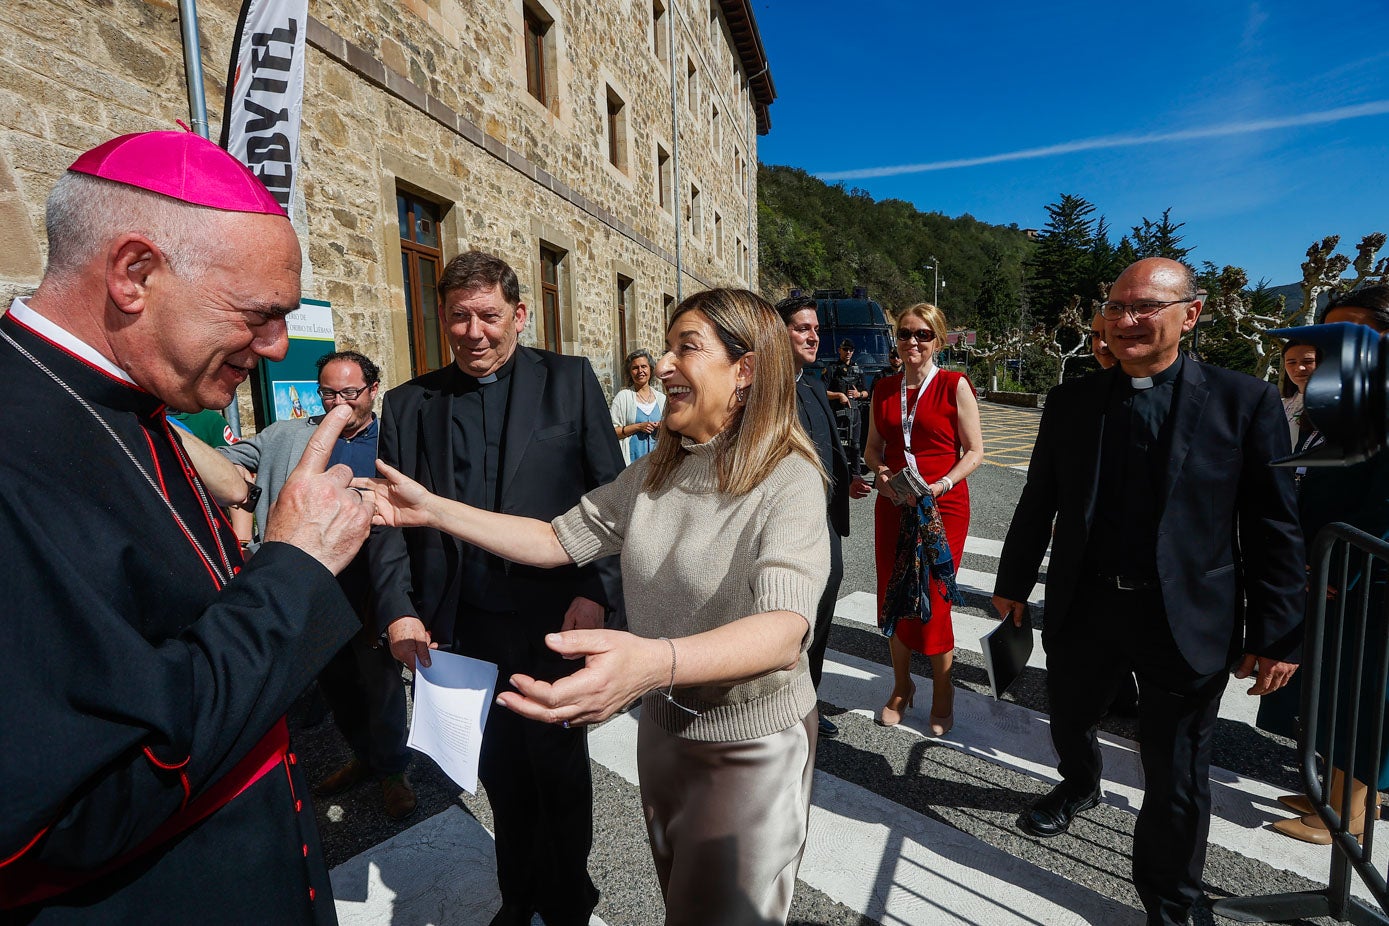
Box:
[214,349,417,821]
[993,258,1304,925]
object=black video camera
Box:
[1275,322,1387,466]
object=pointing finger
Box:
[287,405,353,481]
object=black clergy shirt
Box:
[1086,354,1184,580]
[450,353,517,611]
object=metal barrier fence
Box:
[1216,523,1389,925]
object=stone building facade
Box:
[0,0,774,420]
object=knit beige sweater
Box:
[552,436,829,742]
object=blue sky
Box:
[752,0,1389,286]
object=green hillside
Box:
[756,163,1032,326]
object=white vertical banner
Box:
[220,0,309,220]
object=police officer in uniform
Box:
[824,339,868,475]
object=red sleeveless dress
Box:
[871,370,972,656]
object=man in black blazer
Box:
[370,251,624,926]
[992,258,1304,926]
[777,296,868,738]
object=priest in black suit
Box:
[992,258,1304,926]
[777,296,867,738]
[370,251,624,926]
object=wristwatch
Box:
[234,480,262,510]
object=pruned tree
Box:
[960,327,1030,392]
[1034,296,1095,385]
[1294,233,1388,325]
[1205,266,1284,381]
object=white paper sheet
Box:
[406,649,498,794]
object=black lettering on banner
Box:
[254,162,294,194]
[249,76,289,95]
[238,18,301,209]
[243,99,289,134]
[250,21,298,73]
[247,133,291,164]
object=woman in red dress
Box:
[865,303,983,735]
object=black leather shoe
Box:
[1018,784,1101,838]
[818,715,839,738]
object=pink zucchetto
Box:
[67,130,287,217]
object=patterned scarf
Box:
[881,493,964,638]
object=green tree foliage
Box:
[1131,208,1193,261]
[756,165,1031,326]
[1023,194,1105,328]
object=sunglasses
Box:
[896,329,936,343]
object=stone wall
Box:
[0,0,767,423]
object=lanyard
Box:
[899,364,940,477]
[1,327,235,588]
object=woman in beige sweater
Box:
[363,288,829,925]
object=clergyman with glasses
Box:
[992,258,1305,925]
[194,349,418,821]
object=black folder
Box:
[981,611,1035,700]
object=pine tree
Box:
[1131,208,1193,261]
[1024,194,1099,328]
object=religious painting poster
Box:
[271,380,323,421]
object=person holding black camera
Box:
[1270,284,1389,846]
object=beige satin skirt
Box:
[637,709,818,926]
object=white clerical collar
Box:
[476,372,498,384]
[1131,376,1153,390]
[7,297,136,385]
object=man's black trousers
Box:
[1043,585,1228,926]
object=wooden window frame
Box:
[524,5,549,105]
[539,244,563,354]
[398,191,449,376]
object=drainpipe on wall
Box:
[667,6,682,302]
[179,0,244,438]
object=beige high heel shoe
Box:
[1272,769,1379,845]
[877,683,916,727]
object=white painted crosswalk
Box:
[329,538,1362,925]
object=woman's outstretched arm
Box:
[359,460,573,568]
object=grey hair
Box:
[44,172,219,279]
[622,348,657,389]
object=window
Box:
[663,292,675,327]
[686,58,697,112]
[605,85,627,172]
[712,103,721,150]
[397,190,448,376]
[714,211,723,260]
[734,146,745,191]
[735,235,745,278]
[539,245,564,353]
[651,0,668,63]
[689,183,702,239]
[615,274,634,367]
[523,5,551,105]
[709,1,719,43]
[656,144,671,210]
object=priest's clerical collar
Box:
[1128,354,1183,391]
[465,351,517,386]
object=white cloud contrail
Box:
[814,100,1389,181]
